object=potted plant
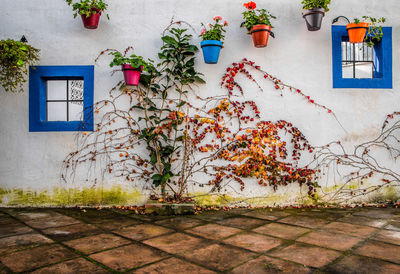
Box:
[65,0,109,29]
[347,16,386,46]
[98,48,154,86]
[241,1,276,48]
[0,39,40,92]
[199,16,228,64]
[301,0,331,31]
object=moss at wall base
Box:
[0,187,144,207]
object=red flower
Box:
[213,15,222,21]
[244,1,256,10]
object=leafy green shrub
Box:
[241,2,276,31]
[200,16,228,42]
[103,47,155,73]
[353,16,386,47]
[65,0,109,19]
[301,0,331,12]
[0,39,40,92]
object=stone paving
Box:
[0,207,399,273]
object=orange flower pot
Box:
[249,24,273,48]
[346,22,369,43]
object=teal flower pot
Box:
[200,40,223,64]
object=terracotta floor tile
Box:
[0,223,33,238]
[322,221,377,238]
[241,210,291,221]
[190,211,236,221]
[353,209,396,219]
[12,211,64,221]
[181,243,255,271]
[57,209,116,224]
[0,244,77,272]
[354,240,400,264]
[155,217,204,230]
[0,233,53,255]
[297,210,347,221]
[64,233,130,254]
[216,217,266,229]
[373,229,400,245]
[135,257,215,274]
[24,215,81,229]
[326,255,400,274]
[41,223,101,241]
[90,243,167,271]
[0,217,19,225]
[297,230,362,251]
[231,255,311,274]
[187,223,242,240]
[95,217,141,231]
[31,257,109,274]
[338,215,388,228]
[269,243,341,268]
[114,224,173,241]
[385,221,400,231]
[253,222,310,240]
[223,232,282,252]
[278,216,330,228]
[143,232,208,254]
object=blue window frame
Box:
[332,26,392,89]
[29,66,94,132]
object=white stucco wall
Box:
[0,0,399,205]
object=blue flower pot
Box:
[200,40,223,64]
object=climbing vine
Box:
[309,111,400,203]
[63,11,360,201]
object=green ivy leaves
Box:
[65,0,108,19]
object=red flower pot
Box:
[249,24,273,48]
[122,64,143,86]
[81,8,102,29]
[346,22,369,43]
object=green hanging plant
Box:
[301,0,331,12]
[65,0,109,19]
[0,39,40,92]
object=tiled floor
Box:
[0,207,399,273]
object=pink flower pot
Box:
[81,8,101,29]
[122,64,143,86]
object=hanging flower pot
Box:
[249,24,273,48]
[81,8,102,29]
[122,64,143,86]
[200,40,223,64]
[66,0,109,30]
[241,2,276,48]
[302,8,325,31]
[346,22,369,43]
[199,16,228,64]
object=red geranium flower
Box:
[244,1,256,10]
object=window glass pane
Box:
[341,41,374,79]
[355,63,373,78]
[68,102,83,121]
[47,102,67,121]
[342,64,354,78]
[47,80,67,100]
[68,80,84,101]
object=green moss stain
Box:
[367,186,400,203]
[192,193,291,207]
[0,187,144,206]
